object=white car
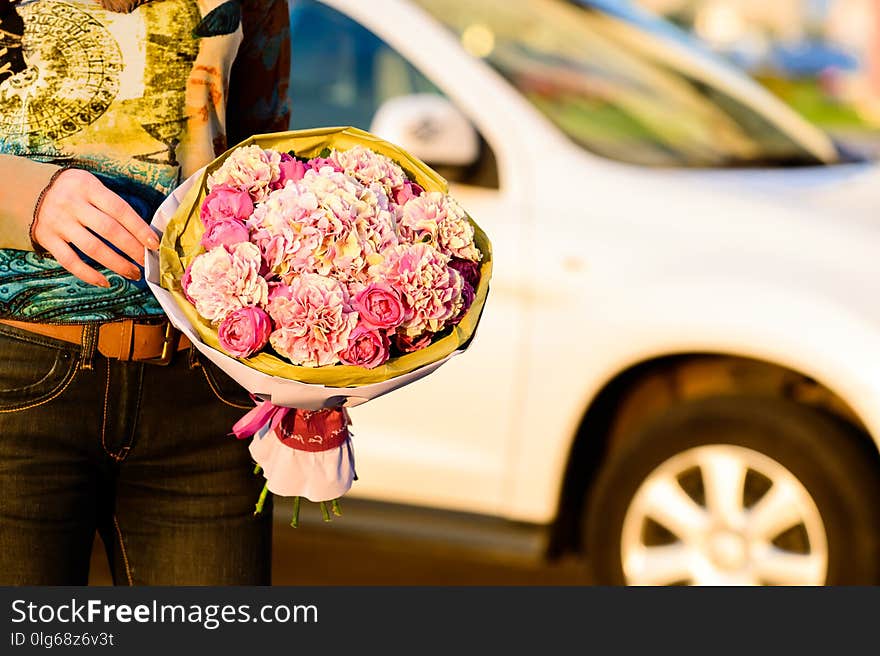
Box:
[287,0,880,585]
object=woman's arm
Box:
[0,154,159,287]
[226,0,291,145]
[0,155,60,251]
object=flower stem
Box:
[253,464,262,476]
[253,482,269,516]
[319,501,331,522]
[331,498,343,517]
[290,496,301,528]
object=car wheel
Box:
[585,396,880,585]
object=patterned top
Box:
[0,0,289,322]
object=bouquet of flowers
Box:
[145,127,491,526]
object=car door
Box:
[288,0,528,514]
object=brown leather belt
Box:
[0,318,191,365]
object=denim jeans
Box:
[0,322,272,585]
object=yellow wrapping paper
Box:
[159,126,492,388]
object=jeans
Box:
[0,322,272,585]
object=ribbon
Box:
[232,399,291,441]
[233,400,351,453]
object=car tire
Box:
[585,396,880,585]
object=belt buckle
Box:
[140,322,180,366]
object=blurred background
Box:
[87,0,880,586]
[638,0,880,155]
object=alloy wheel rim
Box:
[620,444,828,585]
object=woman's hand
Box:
[31,168,160,288]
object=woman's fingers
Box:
[38,235,110,288]
[87,180,160,251]
[63,224,142,281]
[78,203,147,266]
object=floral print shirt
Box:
[0,0,290,322]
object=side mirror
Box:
[370,94,480,168]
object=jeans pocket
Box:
[198,356,255,409]
[0,326,79,412]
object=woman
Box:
[0,0,290,585]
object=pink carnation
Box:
[394,181,423,206]
[248,183,325,278]
[207,145,282,202]
[338,323,390,369]
[371,243,463,336]
[451,281,475,325]
[328,145,406,192]
[449,258,480,290]
[267,273,358,367]
[185,243,269,324]
[399,192,481,262]
[218,307,273,358]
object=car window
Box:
[413,0,833,168]
[288,0,499,188]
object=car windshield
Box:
[411,0,836,168]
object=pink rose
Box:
[200,219,250,250]
[275,154,307,188]
[352,283,408,330]
[200,185,254,224]
[181,261,195,303]
[393,329,434,354]
[339,323,390,369]
[186,243,268,324]
[218,307,273,358]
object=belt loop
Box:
[188,347,201,370]
[118,320,134,361]
[81,324,99,371]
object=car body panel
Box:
[295,0,880,525]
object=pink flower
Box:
[371,243,463,336]
[449,257,480,290]
[267,273,358,367]
[207,145,282,202]
[399,192,481,262]
[199,185,254,224]
[451,281,475,325]
[352,282,408,330]
[218,307,273,358]
[181,261,195,303]
[268,281,292,302]
[394,181,423,206]
[186,243,269,324]
[200,219,250,250]
[308,157,343,173]
[328,146,406,192]
[275,155,307,188]
[338,323,390,369]
[393,329,434,353]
